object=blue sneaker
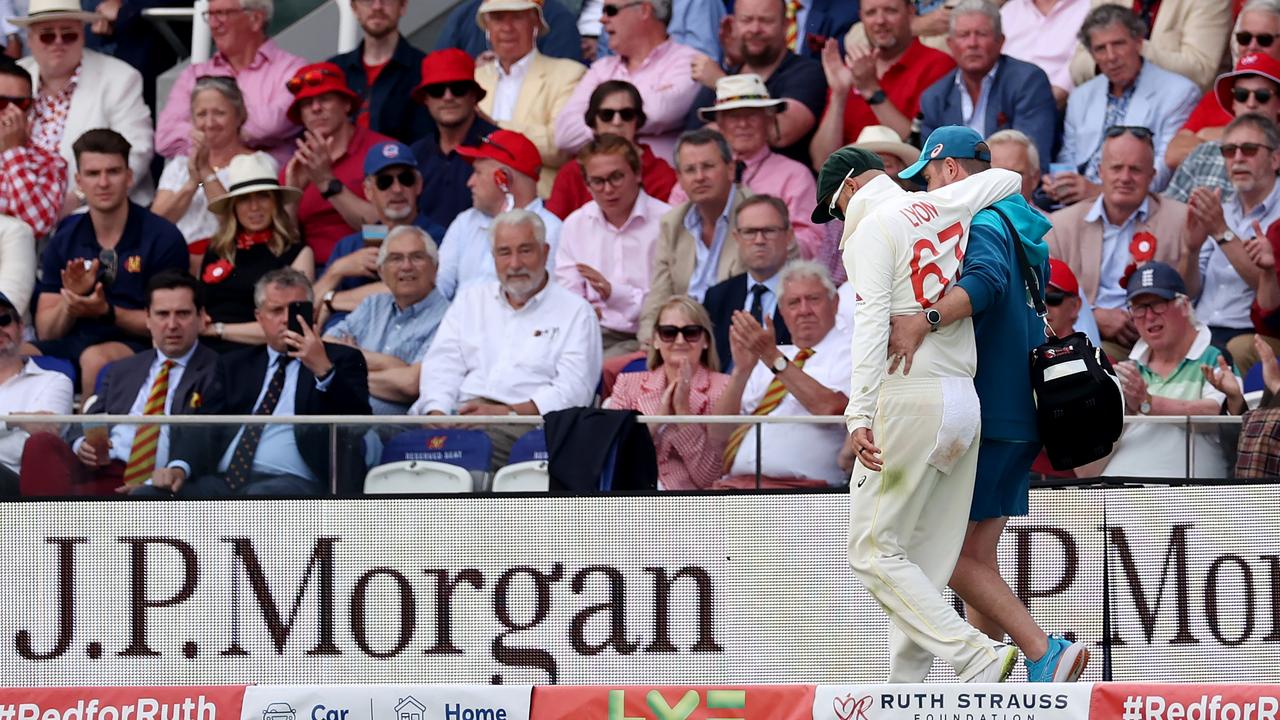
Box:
[1026,634,1089,682]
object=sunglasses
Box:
[0,95,31,112]
[422,81,477,99]
[98,248,118,288]
[286,68,342,95]
[1220,142,1275,158]
[828,166,859,221]
[1105,125,1154,145]
[1044,289,1067,307]
[374,169,417,191]
[36,29,79,45]
[655,324,704,343]
[602,0,644,16]
[1233,87,1274,104]
[597,107,637,123]
[0,311,14,327]
[1237,31,1276,48]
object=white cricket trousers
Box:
[848,376,1000,682]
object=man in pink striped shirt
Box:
[557,134,672,356]
[154,0,307,167]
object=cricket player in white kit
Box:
[813,146,1022,682]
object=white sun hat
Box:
[696,73,789,122]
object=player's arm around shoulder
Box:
[932,168,1022,214]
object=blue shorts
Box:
[970,439,1039,521]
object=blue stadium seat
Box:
[619,356,648,374]
[379,429,493,469]
[30,356,75,386]
[1245,361,1266,394]
[508,428,547,462]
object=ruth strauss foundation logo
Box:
[834,695,874,720]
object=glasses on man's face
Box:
[374,169,417,191]
[423,81,477,99]
[1237,31,1276,48]
[35,29,80,45]
[201,7,248,21]
[602,0,644,16]
[736,225,786,242]
[597,107,637,123]
[655,324,704,343]
[1128,298,1172,319]
[0,311,14,328]
[0,95,31,112]
[1105,125,1154,145]
[828,167,859,221]
[384,251,431,266]
[286,68,341,95]
[585,170,628,191]
[1233,87,1275,105]
[1044,288,1067,307]
[1220,142,1275,159]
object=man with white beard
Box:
[409,209,602,469]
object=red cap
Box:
[285,62,360,125]
[1215,53,1280,113]
[1048,258,1080,296]
[456,129,541,180]
[412,49,486,104]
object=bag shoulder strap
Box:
[984,204,1056,338]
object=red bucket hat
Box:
[456,129,541,180]
[286,62,360,125]
[1215,53,1280,113]
[412,48,486,105]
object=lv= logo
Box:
[834,695,874,720]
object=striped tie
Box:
[722,348,814,473]
[784,0,803,51]
[122,359,174,486]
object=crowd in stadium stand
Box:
[0,0,1274,494]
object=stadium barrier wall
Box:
[4,683,1280,720]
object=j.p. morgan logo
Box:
[12,536,722,682]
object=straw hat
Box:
[8,0,101,26]
[696,74,788,122]
[851,125,919,167]
[207,154,301,214]
[475,0,550,36]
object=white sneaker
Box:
[966,643,1019,683]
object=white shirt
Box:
[0,359,73,473]
[956,65,998,134]
[435,199,562,300]
[1085,195,1150,309]
[156,152,276,245]
[841,169,1023,432]
[74,344,199,466]
[491,52,535,122]
[410,279,603,415]
[729,326,853,486]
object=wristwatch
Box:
[925,308,942,332]
[865,89,887,105]
[768,355,789,374]
[215,322,226,340]
[320,179,344,199]
[1139,393,1152,415]
[322,289,337,312]
[1215,230,1238,245]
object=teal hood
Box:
[978,194,1052,268]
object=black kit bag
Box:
[990,207,1124,470]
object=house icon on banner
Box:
[394,697,426,720]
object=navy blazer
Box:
[329,35,433,145]
[703,273,792,373]
[917,55,1058,173]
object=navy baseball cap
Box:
[899,126,992,184]
[364,141,418,176]
[1126,261,1187,301]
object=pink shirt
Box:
[669,145,823,259]
[553,40,702,163]
[556,190,672,333]
[1000,0,1090,93]
[604,366,731,491]
[155,40,308,167]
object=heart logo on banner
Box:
[834,694,874,720]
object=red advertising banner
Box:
[0,686,248,720]
[531,686,816,720]
[1091,684,1280,720]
